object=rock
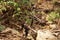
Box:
[49,24,57,30]
[36,30,57,40]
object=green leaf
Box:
[17,8,21,11]
[0,25,5,32]
[46,12,60,22]
[26,19,31,25]
[23,0,29,3]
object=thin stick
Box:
[10,21,37,33]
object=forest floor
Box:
[0,0,60,40]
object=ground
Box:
[0,0,60,40]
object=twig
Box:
[30,13,45,24]
[9,21,21,28]
[53,30,60,32]
[24,24,37,33]
[9,21,37,33]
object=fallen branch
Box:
[24,24,37,33]
[30,13,46,24]
[9,21,37,33]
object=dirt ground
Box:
[0,0,60,40]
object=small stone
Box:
[49,24,57,29]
